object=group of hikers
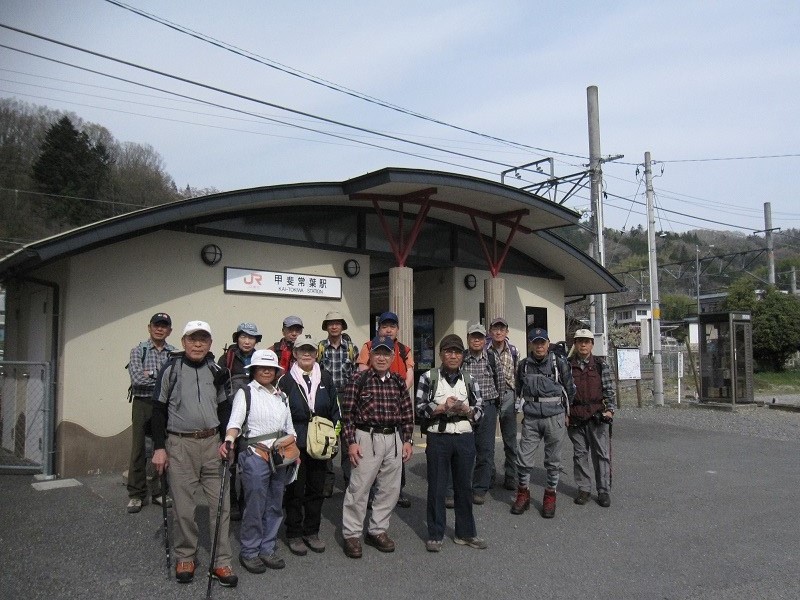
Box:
[125,309,615,588]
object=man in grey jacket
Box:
[510,328,575,519]
[151,320,237,588]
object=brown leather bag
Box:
[271,435,300,468]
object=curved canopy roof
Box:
[0,167,622,296]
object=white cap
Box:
[574,328,594,340]
[182,320,212,337]
[246,349,284,375]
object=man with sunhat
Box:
[511,327,574,519]
[568,329,615,508]
[126,312,175,514]
[317,310,358,493]
[151,320,237,587]
[340,335,414,558]
[416,334,486,552]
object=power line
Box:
[0,27,523,172]
[103,0,588,162]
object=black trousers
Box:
[283,448,327,538]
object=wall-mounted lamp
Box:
[464,274,477,290]
[200,244,222,266]
[344,259,360,278]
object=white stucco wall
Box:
[58,230,370,436]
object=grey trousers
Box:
[568,421,611,494]
[342,429,402,539]
[516,412,565,490]
[498,389,518,481]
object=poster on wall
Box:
[225,267,342,299]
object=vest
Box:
[424,373,473,435]
[570,354,604,420]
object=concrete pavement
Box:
[1,412,798,600]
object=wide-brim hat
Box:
[232,322,262,343]
[321,310,348,331]
[245,349,284,376]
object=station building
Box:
[0,168,621,477]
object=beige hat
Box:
[321,310,348,331]
[573,328,595,340]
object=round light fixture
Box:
[344,259,360,278]
[200,244,222,266]
[464,274,477,290]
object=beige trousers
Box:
[166,435,232,567]
[341,429,402,538]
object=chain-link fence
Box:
[0,361,53,474]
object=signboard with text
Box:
[225,267,342,299]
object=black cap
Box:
[150,313,171,327]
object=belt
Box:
[356,424,397,435]
[167,427,218,439]
[528,396,562,404]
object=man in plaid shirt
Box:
[340,335,414,559]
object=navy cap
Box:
[528,328,549,342]
[370,335,395,352]
[378,311,399,324]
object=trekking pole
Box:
[608,422,613,489]
[206,442,231,600]
[160,473,171,579]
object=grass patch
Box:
[753,369,800,392]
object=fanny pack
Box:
[249,434,300,469]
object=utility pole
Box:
[645,152,664,407]
[764,202,775,286]
[587,85,608,354]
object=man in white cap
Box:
[568,329,615,508]
[151,321,237,587]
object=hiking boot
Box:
[211,566,238,587]
[454,536,488,550]
[472,493,486,505]
[303,534,326,553]
[365,532,395,553]
[574,490,591,505]
[287,537,308,556]
[343,537,362,559]
[126,497,147,514]
[597,492,611,508]
[425,539,443,552]
[542,488,557,518]
[259,552,285,570]
[175,560,196,584]
[510,486,530,515]
[396,493,411,508]
[239,554,266,574]
[151,494,173,508]
[503,476,516,491]
[444,497,455,509]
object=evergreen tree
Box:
[31,116,112,227]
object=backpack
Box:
[125,341,149,402]
[317,334,357,364]
[520,352,568,406]
[158,352,225,404]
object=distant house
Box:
[609,300,650,326]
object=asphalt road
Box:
[1,413,798,600]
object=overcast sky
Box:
[1,0,799,239]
